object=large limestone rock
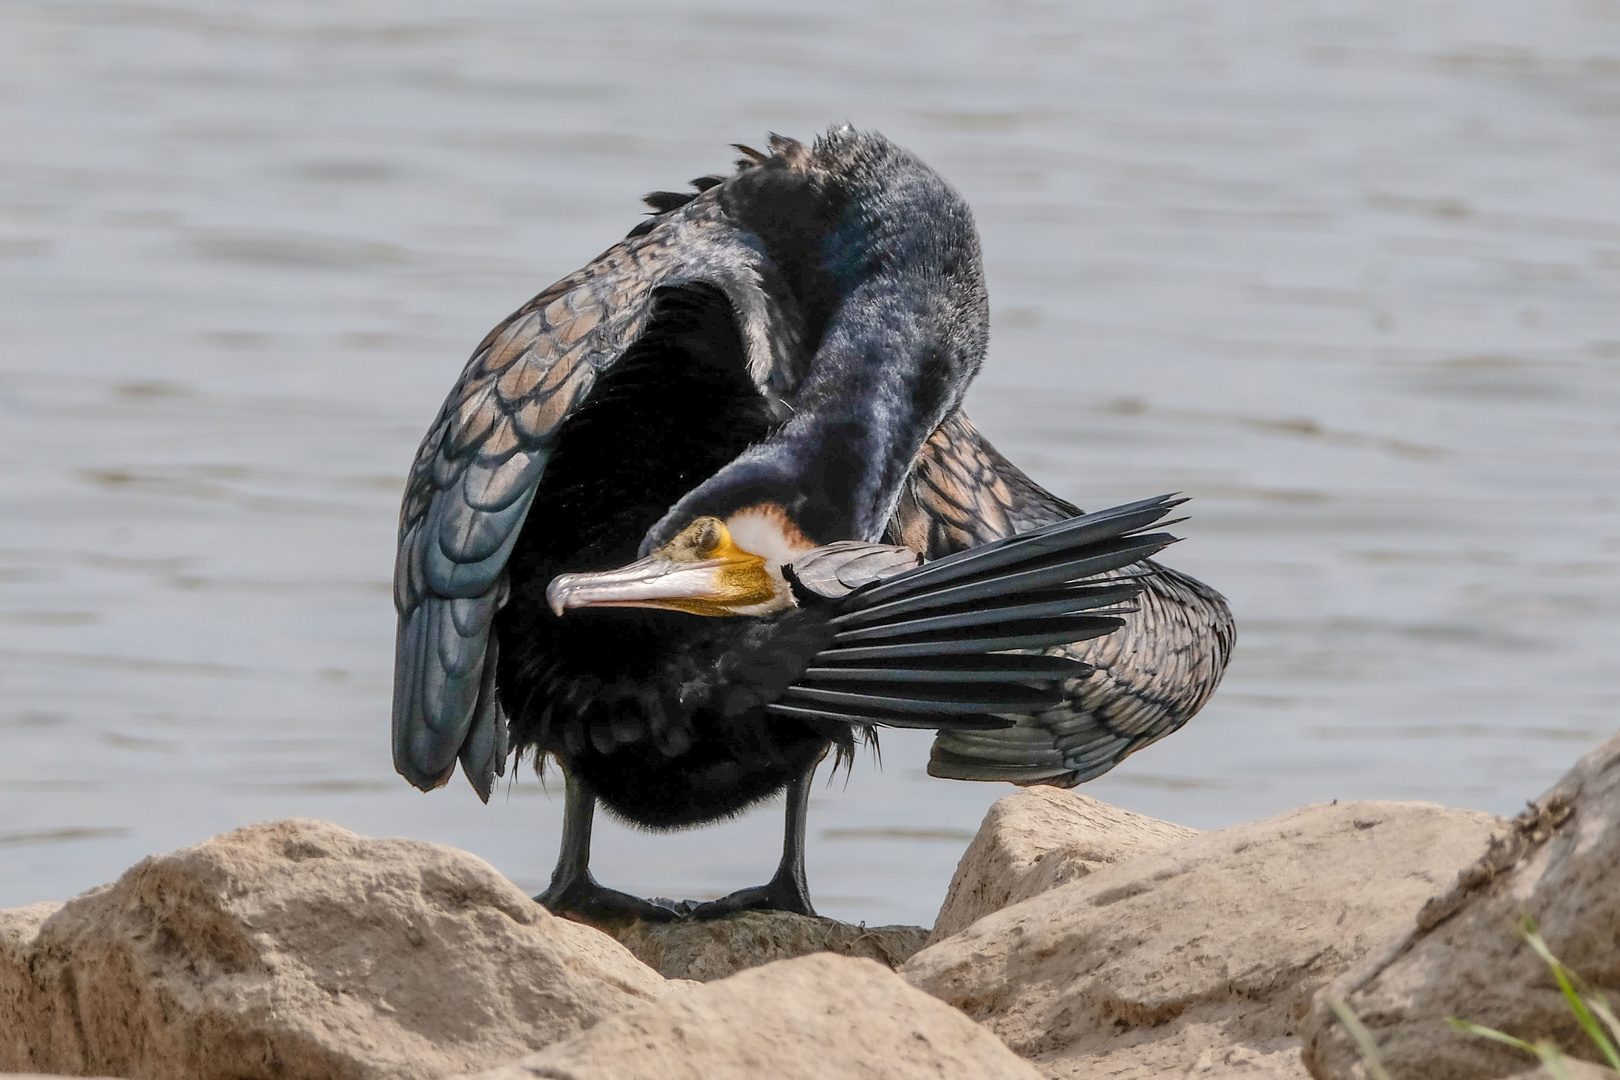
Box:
[904,800,1503,1080]
[1302,731,1620,1080]
[930,786,1199,943]
[460,952,1044,1080]
[613,909,928,981]
[0,819,666,1080]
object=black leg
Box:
[535,772,680,925]
[690,756,818,920]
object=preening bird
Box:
[392,127,1234,924]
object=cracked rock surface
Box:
[903,800,1502,1080]
[456,952,1043,1080]
[929,785,1199,944]
[0,819,666,1080]
[1302,731,1620,1080]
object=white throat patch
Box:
[724,506,815,584]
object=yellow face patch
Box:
[546,516,798,619]
[648,518,779,615]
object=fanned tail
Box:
[768,494,1184,734]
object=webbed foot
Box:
[689,872,815,920]
[537,874,682,926]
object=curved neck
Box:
[644,128,989,554]
[646,265,984,551]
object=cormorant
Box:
[391,127,1234,924]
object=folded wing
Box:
[884,411,1236,786]
[392,189,799,800]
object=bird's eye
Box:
[667,516,727,561]
[691,519,722,556]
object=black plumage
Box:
[391,126,1235,924]
[493,282,814,829]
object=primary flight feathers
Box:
[769,495,1181,733]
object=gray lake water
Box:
[2,0,1618,928]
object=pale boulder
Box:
[904,800,1502,1080]
[1302,731,1620,1080]
[0,819,665,1080]
[930,786,1199,943]
[460,952,1044,1080]
[0,900,62,1068]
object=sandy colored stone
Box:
[904,800,1503,1080]
[1504,1065,1617,1080]
[459,952,1043,1080]
[1303,732,1620,1080]
[0,903,66,1072]
[611,909,928,980]
[0,819,666,1080]
[0,902,60,950]
[930,786,1199,943]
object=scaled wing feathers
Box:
[885,410,1236,787]
[392,191,799,798]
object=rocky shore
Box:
[2,730,1615,1080]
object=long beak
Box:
[546,555,738,617]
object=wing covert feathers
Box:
[789,541,921,600]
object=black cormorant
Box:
[391,127,1234,924]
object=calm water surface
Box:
[2,0,1618,927]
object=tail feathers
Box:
[784,495,1182,734]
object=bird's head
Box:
[545,506,811,618]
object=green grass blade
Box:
[1588,994,1620,1056]
[1449,1017,1539,1055]
[1521,921,1620,1070]
[1549,965,1614,1065]
[1576,993,1620,1072]
[1328,996,1394,1080]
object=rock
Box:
[0,902,64,1069]
[458,952,1044,1080]
[1302,732,1620,1080]
[930,786,1199,943]
[0,819,666,1080]
[0,901,60,950]
[903,800,1502,1080]
[1504,1065,1617,1080]
[611,909,929,981]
